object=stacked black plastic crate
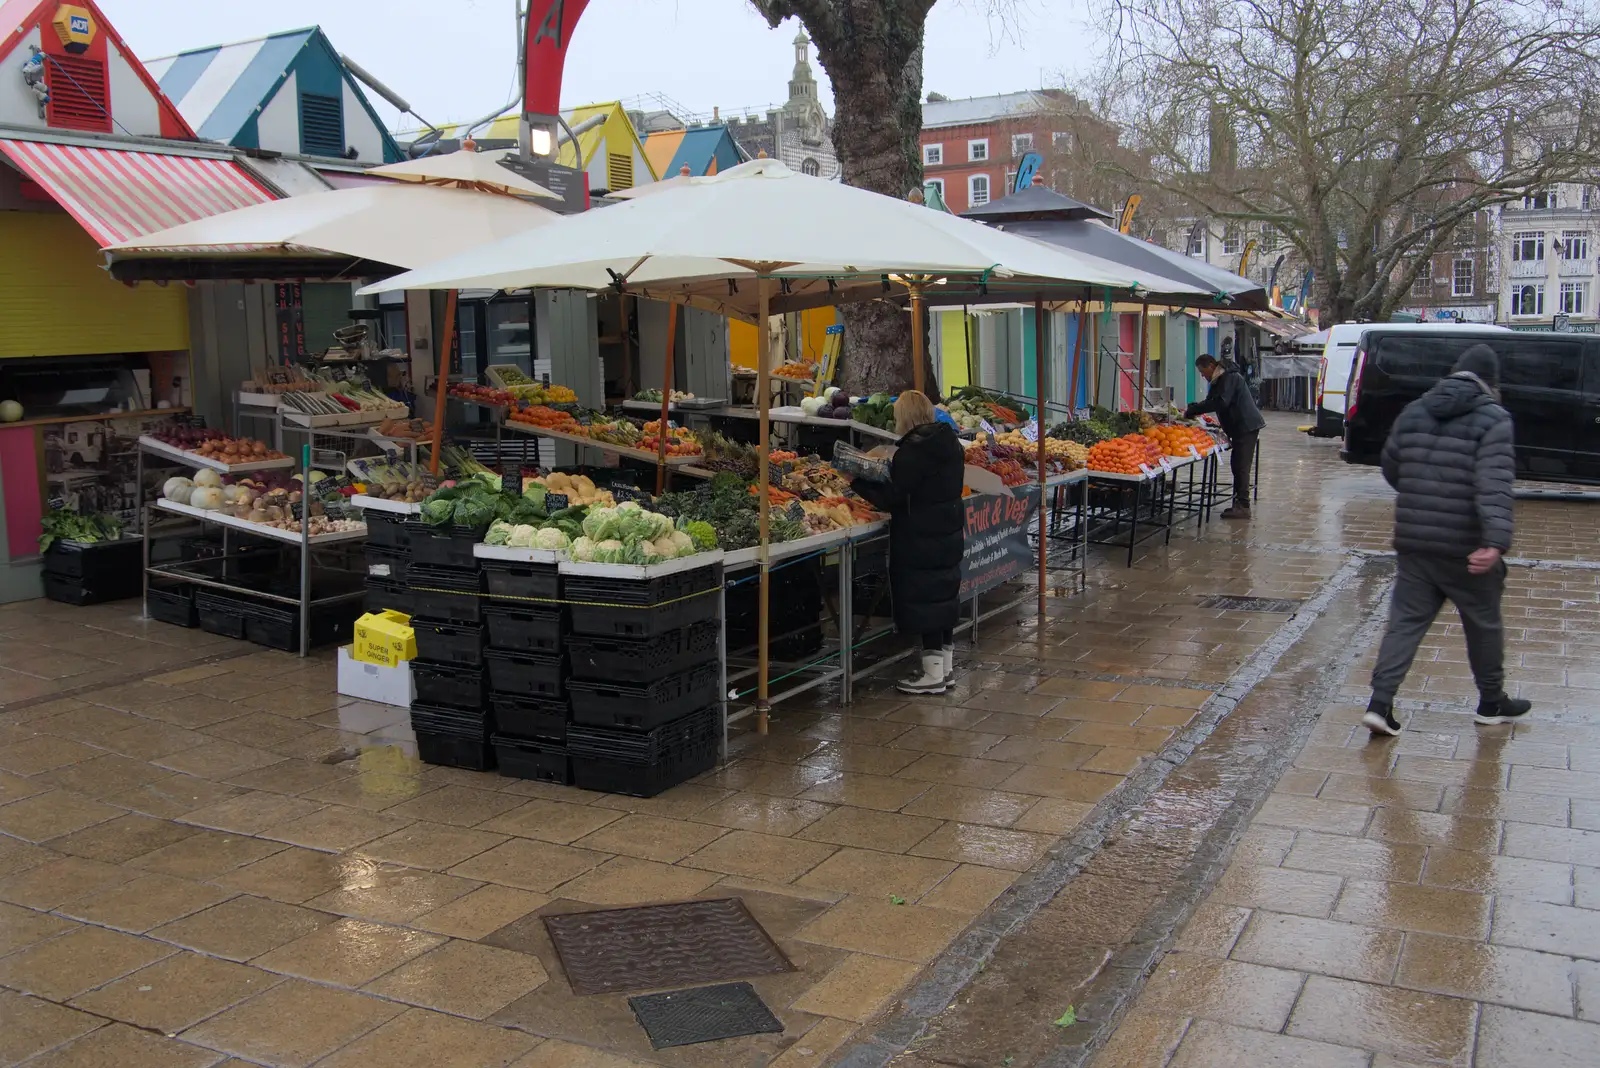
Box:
[362,510,413,617]
[481,556,568,783]
[562,562,724,798]
[405,521,492,769]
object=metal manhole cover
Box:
[1198,595,1301,613]
[543,898,794,996]
[629,981,785,1048]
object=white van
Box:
[1312,321,1510,436]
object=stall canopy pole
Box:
[1067,299,1087,416]
[1136,299,1150,411]
[910,282,927,395]
[963,304,974,387]
[756,275,773,735]
[655,301,679,495]
[1034,298,1048,621]
[427,289,459,475]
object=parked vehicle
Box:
[1312,321,1508,437]
[1341,327,1597,483]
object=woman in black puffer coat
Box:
[856,390,965,694]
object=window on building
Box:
[1585,185,1597,211]
[968,139,989,162]
[1052,131,1072,151]
[801,158,819,176]
[1011,132,1034,156]
[1222,226,1243,255]
[1411,272,1431,297]
[926,177,945,200]
[1185,225,1205,257]
[1512,231,1545,261]
[969,173,990,207]
[1561,281,1587,315]
[922,143,943,166]
[1454,217,1476,245]
[1524,188,1554,210]
[1004,170,1018,194]
[1511,284,1545,316]
[1259,225,1278,252]
[1453,259,1475,296]
[1562,231,1590,261]
[1336,228,1349,249]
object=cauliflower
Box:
[533,527,570,550]
[508,524,538,548]
[617,500,643,513]
[484,520,513,546]
[646,537,676,561]
[570,536,596,562]
[582,506,622,541]
[593,538,627,563]
[668,530,695,557]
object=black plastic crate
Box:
[41,571,136,606]
[567,662,720,732]
[568,706,719,797]
[565,620,718,684]
[483,604,562,655]
[196,590,247,639]
[408,564,484,623]
[362,509,410,549]
[564,563,722,639]
[42,537,142,582]
[483,648,563,698]
[410,700,490,736]
[181,537,280,573]
[411,660,488,712]
[492,694,568,743]
[146,584,197,628]
[492,735,571,784]
[412,618,485,666]
[365,544,410,583]
[480,558,559,603]
[239,599,358,652]
[416,730,495,771]
[405,521,487,570]
[365,577,414,618]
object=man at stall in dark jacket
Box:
[1185,354,1266,519]
[1363,344,1531,736]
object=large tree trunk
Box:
[752,2,933,395]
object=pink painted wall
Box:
[0,428,42,560]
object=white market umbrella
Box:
[370,145,558,200]
[103,181,560,269]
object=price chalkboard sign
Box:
[609,485,649,504]
[544,493,569,512]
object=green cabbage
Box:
[421,497,455,525]
[452,494,495,528]
[484,520,513,545]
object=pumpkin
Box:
[193,468,223,488]
[190,486,225,510]
[162,476,194,503]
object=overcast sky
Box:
[104,0,1097,132]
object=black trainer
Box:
[1362,700,1402,737]
[1475,693,1532,726]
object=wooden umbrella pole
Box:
[1034,298,1048,621]
[1136,299,1150,412]
[756,276,772,734]
[909,282,926,395]
[427,289,458,475]
[1067,299,1087,417]
[655,301,679,495]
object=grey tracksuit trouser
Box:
[1370,552,1507,704]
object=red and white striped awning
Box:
[0,139,274,247]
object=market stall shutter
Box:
[0,212,188,359]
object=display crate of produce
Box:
[42,570,137,606]
[156,499,368,545]
[411,618,485,666]
[411,701,494,771]
[492,735,571,784]
[140,435,294,473]
[565,620,719,684]
[568,705,719,798]
[196,589,247,639]
[483,647,562,698]
[365,544,409,583]
[357,507,412,550]
[406,521,488,569]
[491,694,568,744]
[568,661,720,731]
[43,537,143,583]
[482,604,562,655]
[147,583,198,628]
[411,660,488,712]
[407,564,484,623]
[560,558,723,639]
[352,495,422,518]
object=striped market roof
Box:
[146,29,317,143]
[642,126,742,178]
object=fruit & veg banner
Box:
[959,491,1038,599]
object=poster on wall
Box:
[958,488,1038,599]
[275,284,305,361]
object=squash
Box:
[193,468,222,488]
[190,486,225,510]
[162,476,194,503]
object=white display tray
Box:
[473,544,563,564]
[502,420,703,466]
[558,548,725,580]
[350,495,421,515]
[722,519,890,569]
[155,498,368,544]
[139,436,294,473]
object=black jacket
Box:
[1186,367,1266,439]
[1380,373,1515,557]
[857,421,965,634]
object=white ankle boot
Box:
[941,645,954,678]
[897,652,948,694]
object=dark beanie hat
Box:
[1452,344,1499,387]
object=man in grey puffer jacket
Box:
[1364,344,1531,736]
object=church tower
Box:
[787,29,818,107]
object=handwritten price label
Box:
[1158,457,1174,474]
[1187,445,1202,459]
[1138,463,1158,477]
[1021,420,1040,443]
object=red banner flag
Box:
[523,0,591,116]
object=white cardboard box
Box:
[337,646,414,707]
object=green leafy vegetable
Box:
[1053,1007,1076,1028]
[38,508,123,552]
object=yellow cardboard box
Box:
[353,610,415,667]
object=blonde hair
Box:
[893,390,938,436]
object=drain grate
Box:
[629,981,785,1048]
[543,898,794,996]
[1199,595,1301,613]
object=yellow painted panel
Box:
[939,310,971,390]
[796,309,833,364]
[730,319,757,370]
[0,213,188,359]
